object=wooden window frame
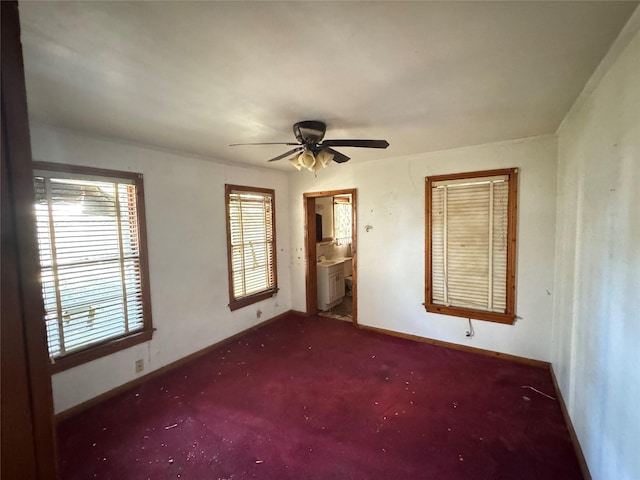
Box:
[225,184,278,311]
[425,168,518,325]
[33,162,154,373]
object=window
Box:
[33,163,153,372]
[333,195,352,246]
[225,185,278,311]
[425,168,518,324]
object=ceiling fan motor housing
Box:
[293,120,326,145]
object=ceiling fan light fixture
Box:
[230,120,389,170]
[316,150,334,167]
[289,156,302,171]
[311,159,325,172]
[298,150,316,170]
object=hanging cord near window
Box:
[465,318,475,338]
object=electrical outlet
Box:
[135,359,144,373]
[256,309,262,319]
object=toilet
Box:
[343,258,353,296]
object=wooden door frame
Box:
[303,189,357,325]
[1,2,59,478]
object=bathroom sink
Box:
[317,259,344,267]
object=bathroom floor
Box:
[320,294,352,322]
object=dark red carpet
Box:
[57,314,582,479]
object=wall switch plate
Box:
[135,359,144,373]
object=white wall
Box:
[29,124,292,413]
[552,27,640,480]
[288,135,558,361]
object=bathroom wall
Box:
[316,242,350,262]
[315,195,352,261]
[315,196,334,240]
[288,134,558,361]
[29,124,292,413]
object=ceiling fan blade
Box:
[322,148,350,164]
[320,139,389,149]
[229,142,300,146]
[267,146,304,162]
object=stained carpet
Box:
[57,313,582,479]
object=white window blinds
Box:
[227,188,276,303]
[34,170,146,360]
[431,175,509,313]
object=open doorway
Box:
[304,189,357,325]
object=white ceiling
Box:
[19,1,638,170]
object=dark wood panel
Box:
[1,2,58,478]
[304,196,318,315]
[1,121,39,480]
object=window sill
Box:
[425,303,516,325]
[50,329,154,374]
[229,288,278,312]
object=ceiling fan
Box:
[230,121,389,171]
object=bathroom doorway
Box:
[303,189,357,325]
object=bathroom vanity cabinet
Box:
[317,261,345,311]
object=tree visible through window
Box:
[225,185,278,311]
[33,163,153,372]
[425,168,518,324]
